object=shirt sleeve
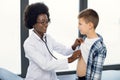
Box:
[23,42,69,71]
[91,48,106,80]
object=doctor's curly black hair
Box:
[24,2,50,29]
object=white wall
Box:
[0,0,21,74]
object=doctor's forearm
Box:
[68,50,81,63]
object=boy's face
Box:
[78,18,91,35]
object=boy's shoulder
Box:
[88,33,106,52]
[92,34,105,48]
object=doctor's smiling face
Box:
[34,14,49,35]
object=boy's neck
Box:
[86,31,98,39]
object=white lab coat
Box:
[23,31,74,80]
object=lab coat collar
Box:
[32,30,47,41]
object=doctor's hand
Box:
[68,50,81,63]
[72,38,84,50]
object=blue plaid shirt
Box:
[83,34,107,80]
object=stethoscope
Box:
[42,36,57,60]
[34,29,57,60]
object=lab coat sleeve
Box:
[48,35,74,56]
[23,43,69,71]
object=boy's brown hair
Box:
[78,9,99,29]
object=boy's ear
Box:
[88,22,94,29]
